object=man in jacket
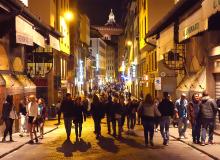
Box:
[199,91,218,146]
[60,93,75,141]
[187,93,201,144]
[158,92,174,146]
[175,93,188,139]
[105,95,114,134]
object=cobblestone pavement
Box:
[1,118,214,160]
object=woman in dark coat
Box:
[73,97,86,142]
[2,95,16,142]
[90,94,104,139]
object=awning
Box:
[176,67,206,96]
[0,75,5,86]
[1,74,23,95]
[49,35,60,51]
[15,16,45,47]
[16,75,36,94]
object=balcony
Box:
[163,44,185,70]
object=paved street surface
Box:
[0,118,214,160]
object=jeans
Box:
[93,118,101,135]
[3,118,14,139]
[107,115,112,133]
[160,116,170,142]
[127,114,136,130]
[64,117,73,139]
[201,118,214,142]
[74,122,82,139]
[178,117,188,137]
[137,113,141,124]
[57,111,61,124]
[20,115,27,135]
[112,118,122,136]
[142,120,154,145]
[192,119,201,142]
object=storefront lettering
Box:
[184,23,199,38]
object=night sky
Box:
[77,0,125,25]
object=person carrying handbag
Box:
[2,95,17,142]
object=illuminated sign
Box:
[78,60,84,84]
[131,64,136,78]
[96,54,99,71]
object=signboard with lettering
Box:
[16,16,45,47]
[179,9,208,42]
[155,77,161,90]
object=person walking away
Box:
[120,96,126,132]
[154,98,160,132]
[199,91,218,146]
[187,93,201,144]
[73,96,86,142]
[2,95,17,142]
[90,94,104,139]
[138,94,158,147]
[105,95,114,134]
[19,98,27,137]
[60,93,75,141]
[27,95,38,144]
[137,98,143,125]
[175,93,188,139]
[158,92,174,145]
[112,95,123,138]
[37,98,47,139]
[127,99,137,134]
[82,96,89,117]
[56,98,62,125]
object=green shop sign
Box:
[184,22,200,38]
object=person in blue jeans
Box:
[199,91,218,146]
[187,93,201,144]
[158,92,174,145]
[175,93,188,139]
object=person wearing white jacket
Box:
[27,95,38,144]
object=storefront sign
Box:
[49,35,60,51]
[16,16,33,46]
[16,16,45,47]
[131,64,136,78]
[33,30,45,48]
[179,9,208,42]
[155,77,161,90]
[202,0,220,20]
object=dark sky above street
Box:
[77,0,125,25]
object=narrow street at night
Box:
[2,0,220,160]
[1,119,213,160]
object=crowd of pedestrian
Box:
[1,85,220,149]
[1,95,47,144]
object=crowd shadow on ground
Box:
[56,138,91,157]
[97,136,119,153]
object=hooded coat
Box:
[199,96,218,119]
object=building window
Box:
[154,51,157,70]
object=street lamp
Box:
[127,40,132,46]
[64,11,74,21]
